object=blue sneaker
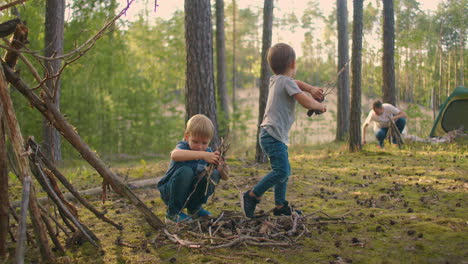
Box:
[188,208,212,217]
[242,190,260,218]
[166,212,192,223]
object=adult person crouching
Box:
[362,100,407,148]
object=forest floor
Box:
[6,141,468,264]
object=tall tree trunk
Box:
[43,0,65,162]
[215,0,229,138]
[232,0,237,115]
[460,32,465,86]
[184,0,220,147]
[255,0,273,163]
[349,0,363,152]
[382,0,396,105]
[0,117,8,257]
[336,0,350,141]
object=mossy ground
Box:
[4,142,467,264]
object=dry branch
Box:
[28,138,122,230]
[0,117,8,257]
[14,175,31,264]
[0,19,21,38]
[3,21,28,68]
[1,61,165,230]
[30,159,99,248]
[0,61,53,262]
[0,0,30,12]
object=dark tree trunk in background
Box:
[232,0,237,114]
[185,0,220,147]
[382,0,396,105]
[255,0,273,163]
[215,0,230,138]
[349,0,364,152]
[43,0,65,162]
[336,0,350,141]
[0,118,8,257]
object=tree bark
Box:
[0,116,8,257]
[232,0,237,114]
[255,0,273,163]
[215,0,230,138]
[382,0,396,105]
[2,61,165,230]
[336,0,350,141]
[3,22,28,69]
[184,0,220,147]
[43,0,65,163]
[349,0,364,152]
[0,64,53,262]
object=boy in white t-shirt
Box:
[362,100,407,148]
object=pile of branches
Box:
[160,210,353,250]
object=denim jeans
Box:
[375,118,406,147]
[252,128,291,205]
[159,166,220,215]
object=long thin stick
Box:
[28,138,122,230]
[0,0,29,12]
[15,176,31,264]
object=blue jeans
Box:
[375,118,406,147]
[252,129,291,205]
[158,166,220,215]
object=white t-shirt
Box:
[363,103,401,132]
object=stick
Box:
[0,0,29,12]
[15,175,31,264]
[28,138,122,230]
[1,61,165,230]
[38,203,70,237]
[0,60,53,262]
[40,213,65,254]
[30,160,99,247]
[164,229,202,248]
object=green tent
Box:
[430,86,468,137]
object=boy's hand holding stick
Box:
[307,60,350,117]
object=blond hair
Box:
[185,114,214,139]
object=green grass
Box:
[4,142,467,263]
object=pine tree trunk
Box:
[255,0,273,163]
[382,0,396,105]
[215,0,230,138]
[43,0,65,162]
[232,0,237,115]
[184,0,220,147]
[349,0,363,152]
[336,0,350,141]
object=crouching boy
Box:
[157,114,228,223]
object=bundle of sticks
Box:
[387,118,404,148]
[160,210,353,250]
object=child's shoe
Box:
[273,201,302,216]
[242,190,260,218]
[188,207,212,217]
[166,212,192,223]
